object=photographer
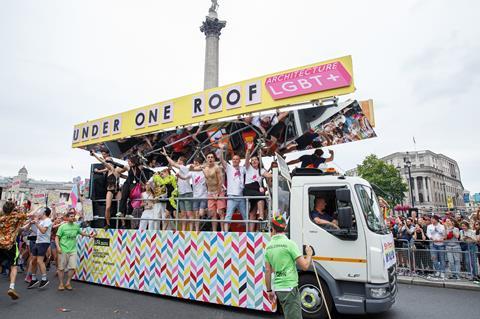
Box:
[398,217,415,274]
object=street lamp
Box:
[396,165,404,206]
[404,156,415,208]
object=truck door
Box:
[303,185,367,282]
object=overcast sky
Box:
[1,0,479,192]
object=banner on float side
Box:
[72,56,355,148]
[75,229,275,312]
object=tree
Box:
[356,154,408,206]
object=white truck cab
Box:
[273,166,397,318]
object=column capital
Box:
[200,16,226,37]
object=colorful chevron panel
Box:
[74,230,275,312]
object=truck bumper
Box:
[335,279,397,315]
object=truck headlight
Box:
[370,287,388,298]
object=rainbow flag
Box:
[70,183,79,207]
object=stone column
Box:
[422,177,427,203]
[414,177,420,205]
[200,10,226,90]
[426,177,433,203]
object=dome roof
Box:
[18,166,28,174]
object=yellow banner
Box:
[72,56,355,148]
[447,197,454,209]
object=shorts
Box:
[32,243,50,257]
[243,183,266,211]
[58,252,77,271]
[208,192,226,211]
[0,243,19,267]
[178,192,193,212]
[27,236,37,251]
[192,199,208,211]
[225,195,247,221]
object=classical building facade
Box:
[382,151,464,210]
[0,166,73,205]
[346,150,464,211]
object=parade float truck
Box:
[72,56,396,318]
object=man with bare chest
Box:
[199,152,226,231]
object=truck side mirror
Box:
[336,188,351,203]
[338,207,353,229]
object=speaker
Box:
[90,201,106,228]
[89,164,108,228]
[89,164,107,200]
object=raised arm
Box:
[219,145,228,169]
[160,147,180,169]
[90,151,114,171]
[244,143,253,169]
[325,150,334,163]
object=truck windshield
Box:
[355,184,389,234]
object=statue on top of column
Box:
[209,0,219,13]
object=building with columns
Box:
[381,150,464,211]
[0,166,73,206]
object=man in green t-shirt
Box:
[55,211,95,291]
[265,215,313,319]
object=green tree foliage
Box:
[356,154,408,206]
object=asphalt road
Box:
[1,273,480,319]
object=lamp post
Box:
[404,157,415,208]
[396,165,404,206]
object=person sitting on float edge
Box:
[310,196,339,229]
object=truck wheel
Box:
[299,273,334,319]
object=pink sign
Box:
[265,61,352,100]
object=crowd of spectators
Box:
[0,199,94,299]
[390,209,480,281]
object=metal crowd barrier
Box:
[394,239,480,280]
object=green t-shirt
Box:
[265,234,302,289]
[57,223,82,253]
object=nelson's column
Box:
[200,0,226,90]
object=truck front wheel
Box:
[299,273,334,319]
